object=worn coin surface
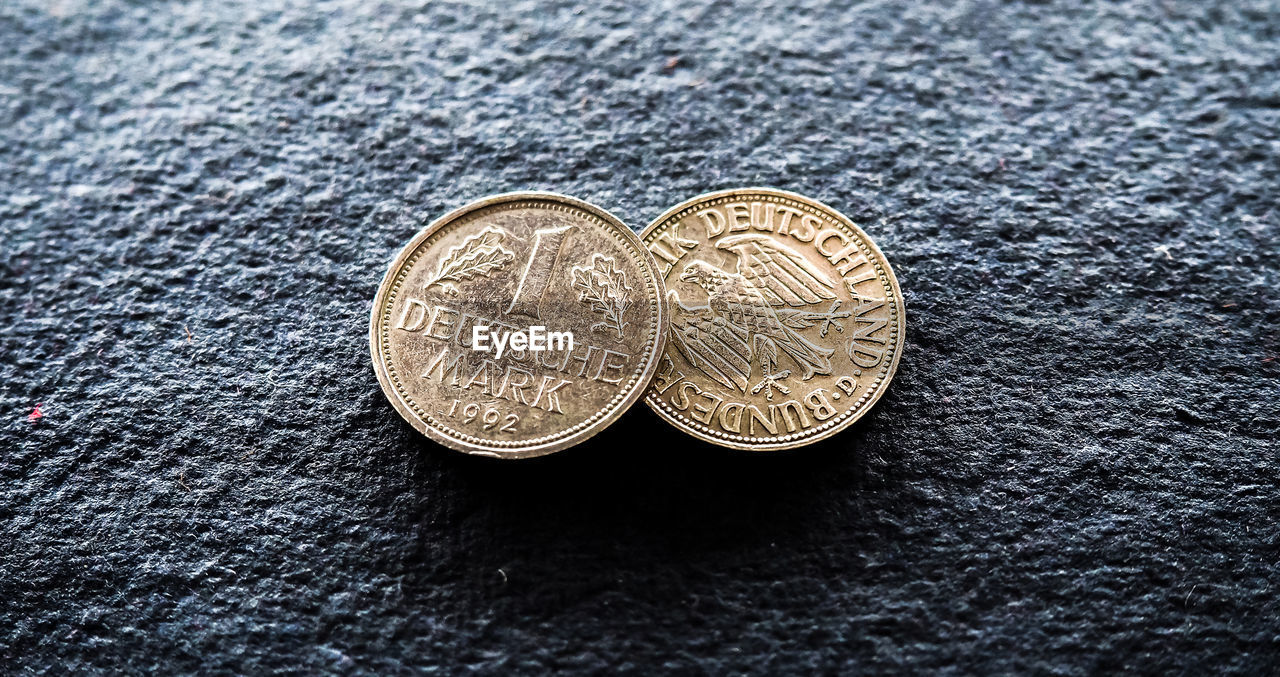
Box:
[640,188,904,450]
[370,192,667,458]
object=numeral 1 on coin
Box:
[507,225,574,318]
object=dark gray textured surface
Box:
[3,0,1279,673]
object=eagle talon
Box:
[816,300,851,337]
[750,370,793,401]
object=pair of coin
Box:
[370,189,904,458]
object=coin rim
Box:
[639,187,906,451]
[370,191,668,459]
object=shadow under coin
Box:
[405,392,911,562]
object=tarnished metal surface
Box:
[642,188,904,450]
[371,192,666,458]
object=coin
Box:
[640,188,905,450]
[370,192,667,458]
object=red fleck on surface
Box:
[27,403,43,422]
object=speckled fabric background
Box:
[2,1,1278,673]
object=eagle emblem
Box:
[668,235,852,400]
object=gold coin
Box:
[640,188,905,450]
[370,192,667,458]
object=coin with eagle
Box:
[640,188,904,450]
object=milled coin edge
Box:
[639,187,906,451]
[369,191,668,459]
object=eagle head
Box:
[678,261,726,294]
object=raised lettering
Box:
[594,349,630,384]
[422,345,465,385]
[651,355,684,395]
[843,270,878,290]
[530,376,570,414]
[852,316,888,345]
[835,377,857,397]
[849,344,884,369]
[671,381,697,411]
[726,202,751,233]
[650,225,698,277]
[777,399,810,432]
[697,208,726,238]
[497,365,534,406]
[690,389,723,425]
[747,404,778,435]
[751,201,775,232]
[815,228,850,259]
[425,306,459,340]
[718,402,745,433]
[791,213,820,242]
[395,298,430,332]
[560,343,597,378]
[775,205,805,240]
[830,245,870,276]
[461,360,493,392]
[805,389,838,421]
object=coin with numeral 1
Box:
[640,188,905,450]
[370,192,667,458]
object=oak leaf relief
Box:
[571,254,632,338]
[424,227,515,294]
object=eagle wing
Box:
[716,235,837,307]
[667,293,751,392]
